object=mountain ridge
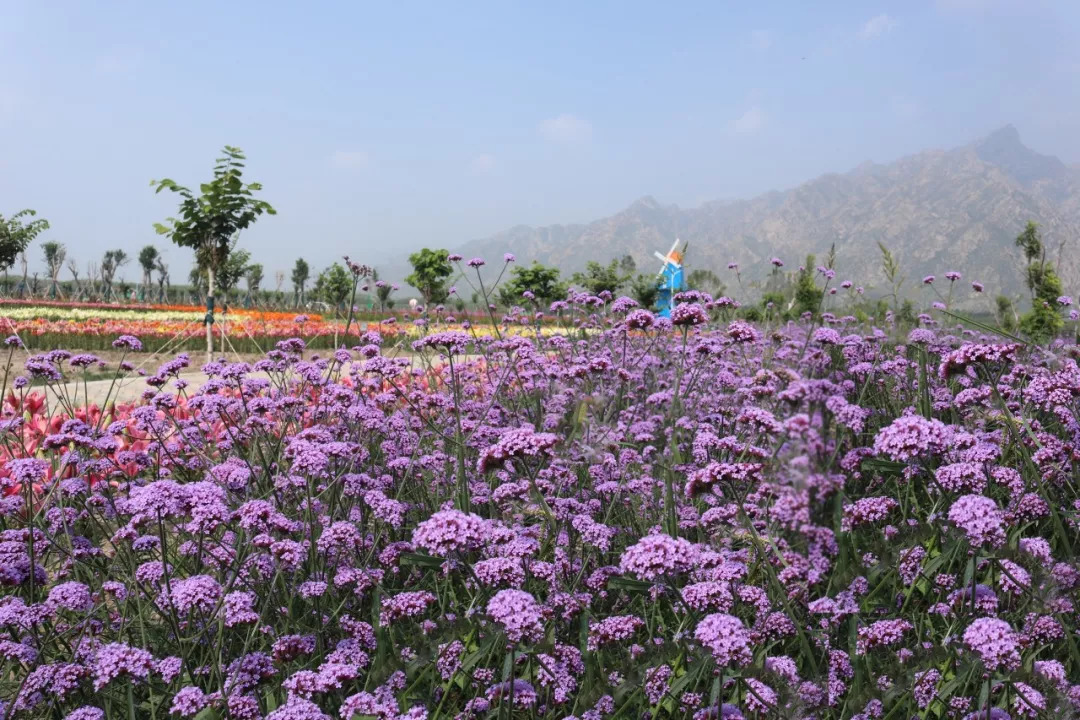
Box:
[455,126,1080,306]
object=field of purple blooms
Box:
[2,282,1080,720]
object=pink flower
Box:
[948,494,1006,548]
[694,613,752,667]
[487,589,544,644]
[963,617,1020,670]
[619,534,700,580]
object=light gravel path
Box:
[42,351,467,407]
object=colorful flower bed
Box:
[0,299,316,322]
[0,296,1078,719]
[0,301,574,353]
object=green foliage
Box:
[0,209,49,272]
[1014,222,1064,341]
[760,291,785,309]
[792,254,823,317]
[314,262,353,308]
[211,248,252,300]
[101,250,128,284]
[246,263,264,293]
[41,242,66,278]
[739,305,763,322]
[372,269,396,310]
[291,258,310,302]
[1019,302,1062,341]
[629,273,660,309]
[1015,220,1042,265]
[897,299,917,326]
[995,295,1017,333]
[878,241,904,313]
[618,254,637,277]
[405,248,453,305]
[138,245,160,274]
[497,262,566,306]
[188,266,205,293]
[686,268,724,297]
[152,146,275,288]
[572,259,630,295]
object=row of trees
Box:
[400,248,728,310]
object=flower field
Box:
[1,293,1079,720]
[0,300,575,355]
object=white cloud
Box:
[733,106,765,134]
[539,113,592,144]
[858,14,896,41]
[470,154,497,174]
[330,150,370,170]
[749,30,772,51]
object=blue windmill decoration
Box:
[654,239,688,318]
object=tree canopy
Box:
[405,248,453,305]
[152,146,275,281]
[497,261,566,306]
[0,210,49,272]
[572,259,630,296]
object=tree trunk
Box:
[206,266,215,364]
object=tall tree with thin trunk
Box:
[41,241,66,298]
[67,260,81,300]
[152,146,275,361]
[100,249,128,301]
[156,258,169,302]
[291,258,309,307]
[138,245,160,302]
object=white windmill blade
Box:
[655,238,681,276]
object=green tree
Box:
[761,291,787,318]
[497,261,566,306]
[405,248,453,305]
[188,266,205,295]
[246,263,264,296]
[0,210,49,273]
[687,268,724,297]
[152,146,275,360]
[371,269,396,311]
[156,257,169,302]
[629,273,660,309]
[792,254,823,317]
[572,259,630,295]
[995,295,1017,333]
[138,245,160,301]
[897,299,917,326]
[1014,221,1064,341]
[213,248,252,306]
[315,262,353,312]
[101,249,128,301]
[41,241,66,297]
[292,258,310,306]
[618,254,637,277]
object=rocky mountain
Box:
[458,126,1080,306]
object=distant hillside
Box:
[454,125,1080,307]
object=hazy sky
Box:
[2,0,1079,279]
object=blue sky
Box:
[2,0,1078,279]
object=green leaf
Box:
[607,575,653,593]
[860,458,907,476]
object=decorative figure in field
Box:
[654,239,687,317]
